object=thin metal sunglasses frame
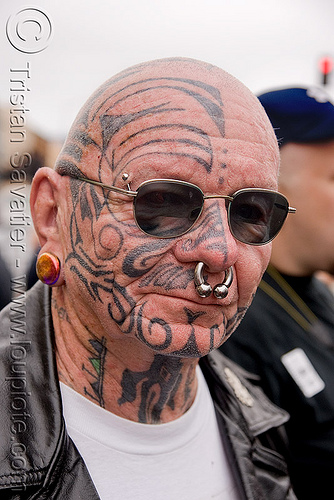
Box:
[69,175,296,243]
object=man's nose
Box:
[173,199,238,273]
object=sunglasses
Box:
[70,175,296,245]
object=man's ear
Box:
[30,168,67,285]
[30,167,65,246]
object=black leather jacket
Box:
[0,282,296,499]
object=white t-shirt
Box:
[60,367,240,500]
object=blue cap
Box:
[257,87,334,147]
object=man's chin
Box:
[135,311,227,359]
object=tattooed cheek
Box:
[95,223,123,258]
[122,241,171,278]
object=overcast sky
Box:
[1,0,334,142]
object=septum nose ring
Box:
[194,262,233,299]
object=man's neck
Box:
[51,288,198,424]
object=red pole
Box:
[319,56,333,85]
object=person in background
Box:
[0,58,296,499]
[221,86,334,500]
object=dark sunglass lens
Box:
[229,191,289,244]
[134,181,203,237]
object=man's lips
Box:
[135,288,237,309]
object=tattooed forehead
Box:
[91,75,224,139]
[56,71,226,181]
[56,57,278,184]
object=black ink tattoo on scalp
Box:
[55,70,226,185]
[83,336,107,408]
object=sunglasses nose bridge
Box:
[203,194,233,218]
[201,194,234,234]
[203,194,233,202]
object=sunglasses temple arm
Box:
[76,177,137,197]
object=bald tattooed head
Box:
[52,57,278,359]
